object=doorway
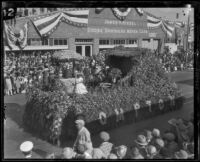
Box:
[76,45,92,57]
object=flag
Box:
[4,21,28,50]
[32,9,89,37]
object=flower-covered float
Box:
[23,47,184,146]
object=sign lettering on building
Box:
[87,27,148,34]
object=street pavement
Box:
[3,71,194,159]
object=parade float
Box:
[23,46,184,146]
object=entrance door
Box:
[76,46,82,55]
[76,45,92,57]
[85,45,91,57]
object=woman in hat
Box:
[75,73,88,95]
[99,131,113,158]
[150,128,162,146]
[130,147,144,159]
[134,135,148,158]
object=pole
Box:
[186,10,190,64]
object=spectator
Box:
[174,150,189,159]
[129,147,144,159]
[5,74,13,96]
[134,135,148,158]
[146,145,157,159]
[75,144,92,159]
[115,145,127,159]
[62,147,76,159]
[73,119,93,154]
[107,153,118,159]
[163,132,179,155]
[150,128,161,146]
[92,148,106,159]
[154,138,165,153]
[99,131,113,158]
[144,130,153,144]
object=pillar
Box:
[93,38,99,55]
[68,37,76,51]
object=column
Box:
[68,37,76,51]
[93,38,99,55]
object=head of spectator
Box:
[115,145,127,159]
[135,135,148,147]
[154,138,165,151]
[62,147,75,159]
[75,119,85,131]
[92,148,105,159]
[130,147,144,159]
[108,153,118,159]
[146,145,157,159]
[76,144,92,159]
[152,128,160,138]
[174,150,188,159]
[100,131,110,142]
[145,130,153,143]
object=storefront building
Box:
[5,8,167,56]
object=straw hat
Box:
[135,135,148,146]
[147,145,157,155]
[20,141,34,158]
[155,138,165,148]
[174,150,188,159]
[92,148,105,159]
[99,131,110,142]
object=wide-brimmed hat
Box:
[100,131,110,142]
[174,150,188,159]
[135,135,148,146]
[152,128,160,137]
[62,147,75,159]
[20,141,34,158]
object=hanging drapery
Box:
[135,8,144,16]
[111,8,132,21]
[146,12,175,37]
[32,9,89,37]
[3,21,28,50]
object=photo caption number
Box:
[3,8,17,20]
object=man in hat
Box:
[146,145,158,159]
[115,145,127,159]
[135,135,148,158]
[75,144,92,159]
[99,131,113,158]
[73,119,93,154]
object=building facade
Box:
[5,8,170,56]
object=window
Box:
[128,39,137,44]
[53,39,68,45]
[113,39,125,45]
[75,39,93,43]
[99,39,109,45]
[42,38,49,45]
[28,38,42,46]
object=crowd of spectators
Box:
[46,112,194,159]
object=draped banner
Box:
[4,21,28,50]
[111,8,132,21]
[146,12,174,37]
[32,9,89,37]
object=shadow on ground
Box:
[5,103,25,129]
[176,79,193,86]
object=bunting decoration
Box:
[32,9,89,37]
[111,8,132,21]
[3,21,28,50]
[146,12,174,37]
[135,8,144,16]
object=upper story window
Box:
[75,39,93,43]
[99,39,110,45]
[128,39,137,44]
[53,39,68,45]
[113,39,125,45]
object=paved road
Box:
[3,71,194,159]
